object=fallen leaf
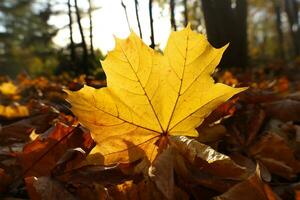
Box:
[0,81,18,96]
[249,133,300,179]
[66,25,246,165]
[25,176,76,200]
[149,147,175,199]
[214,165,281,200]
[219,71,238,86]
[169,136,248,180]
[263,99,300,122]
[274,76,289,93]
[0,112,58,145]
[0,168,12,193]
[108,180,147,200]
[296,191,300,200]
[52,147,87,176]
[17,123,94,177]
[0,104,29,119]
[200,98,239,126]
[225,106,266,148]
[107,180,173,200]
[56,164,138,186]
[196,124,227,143]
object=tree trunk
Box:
[170,0,176,31]
[74,0,88,72]
[88,0,94,58]
[201,0,248,68]
[67,0,75,61]
[284,0,300,56]
[183,0,188,27]
[134,0,143,38]
[274,0,285,59]
[149,0,155,49]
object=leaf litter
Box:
[0,26,300,199]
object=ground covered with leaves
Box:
[1,28,300,199]
[0,62,300,200]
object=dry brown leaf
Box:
[17,123,94,177]
[170,136,248,180]
[214,165,281,200]
[25,176,76,200]
[196,124,227,143]
[56,164,138,186]
[0,112,58,145]
[0,168,12,193]
[249,133,300,179]
[263,99,300,122]
[149,147,175,199]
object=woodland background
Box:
[0,0,299,77]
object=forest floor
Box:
[1,59,300,200]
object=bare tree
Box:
[201,0,248,68]
[134,0,143,38]
[88,0,94,58]
[121,0,131,31]
[74,0,88,71]
[149,0,155,49]
[170,0,176,30]
[67,0,75,60]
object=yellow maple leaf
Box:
[66,25,247,165]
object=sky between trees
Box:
[50,0,172,53]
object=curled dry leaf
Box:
[248,133,300,179]
[196,124,227,143]
[52,147,87,176]
[66,25,246,165]
[149,147,175,199]
[214,165,281,200]
[0,112,58,145]
[169,136,248,180]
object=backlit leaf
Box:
[66,25,247,165]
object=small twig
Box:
[149,0,155,49]
[134,0,143,38]
[121,0,131,31]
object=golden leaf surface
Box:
[66,25,247,165]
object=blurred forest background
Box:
[0,0,299,78]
